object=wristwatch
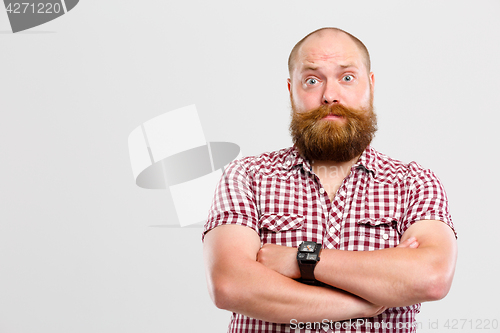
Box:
[296,241,322,285]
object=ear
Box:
[369,72,375,89]
[287,78,291,93]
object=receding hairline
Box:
[288,27,371,76]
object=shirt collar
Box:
[353,146,378,176]
[283,146,312,172]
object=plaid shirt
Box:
[204,146,455,333]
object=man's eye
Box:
[306,78,318,85]
[342,75,354,82]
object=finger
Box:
[397,237,419,249]
[397,237,416,248]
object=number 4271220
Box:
[444,319,498,330]
[6,3,62,14]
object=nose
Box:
[322,81,340,105]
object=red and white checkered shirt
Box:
[203,146,455,333]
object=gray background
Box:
[1,0,498,332]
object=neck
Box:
[311,155,360,181]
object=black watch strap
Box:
[298,262,317,281]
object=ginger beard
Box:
[289,93,377,162]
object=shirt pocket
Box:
[259,213,304,247]
[355,217,400,250]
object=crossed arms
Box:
[203,219,457,324]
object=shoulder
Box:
[226,146,295,175]
[368,147,442,186]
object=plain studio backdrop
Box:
[0,1,498,332]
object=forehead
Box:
[295,31,366,72]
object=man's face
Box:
[288,31,377,162]
[288,30,374,115]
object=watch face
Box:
[306,254,317,260]
[299,242,316,252]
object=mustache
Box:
[293,103,367,123]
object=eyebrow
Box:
[339,63,357,69]
[302,64,319,71]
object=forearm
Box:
[315,222,457,307]
[315,247,431,307]
[203,225,383,324]
[206,256,380,323]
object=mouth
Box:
[323,114,344,120]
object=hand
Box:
[257,244,301,279]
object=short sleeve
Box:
[400,163,457,238]
[202,158,260,241]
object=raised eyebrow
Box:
[339,63,359,71]
[301,65,319,72]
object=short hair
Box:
[288,27,371,76]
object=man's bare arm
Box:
[316,220,457,307]
[203,224,386,324]
[258,220,457,308]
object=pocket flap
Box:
[357,217,396,227]
[260,214,304,232]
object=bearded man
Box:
[203,28,457,333]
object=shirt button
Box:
[382,233,389,240]
[319,188,325,194]
[329,227,335,235]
